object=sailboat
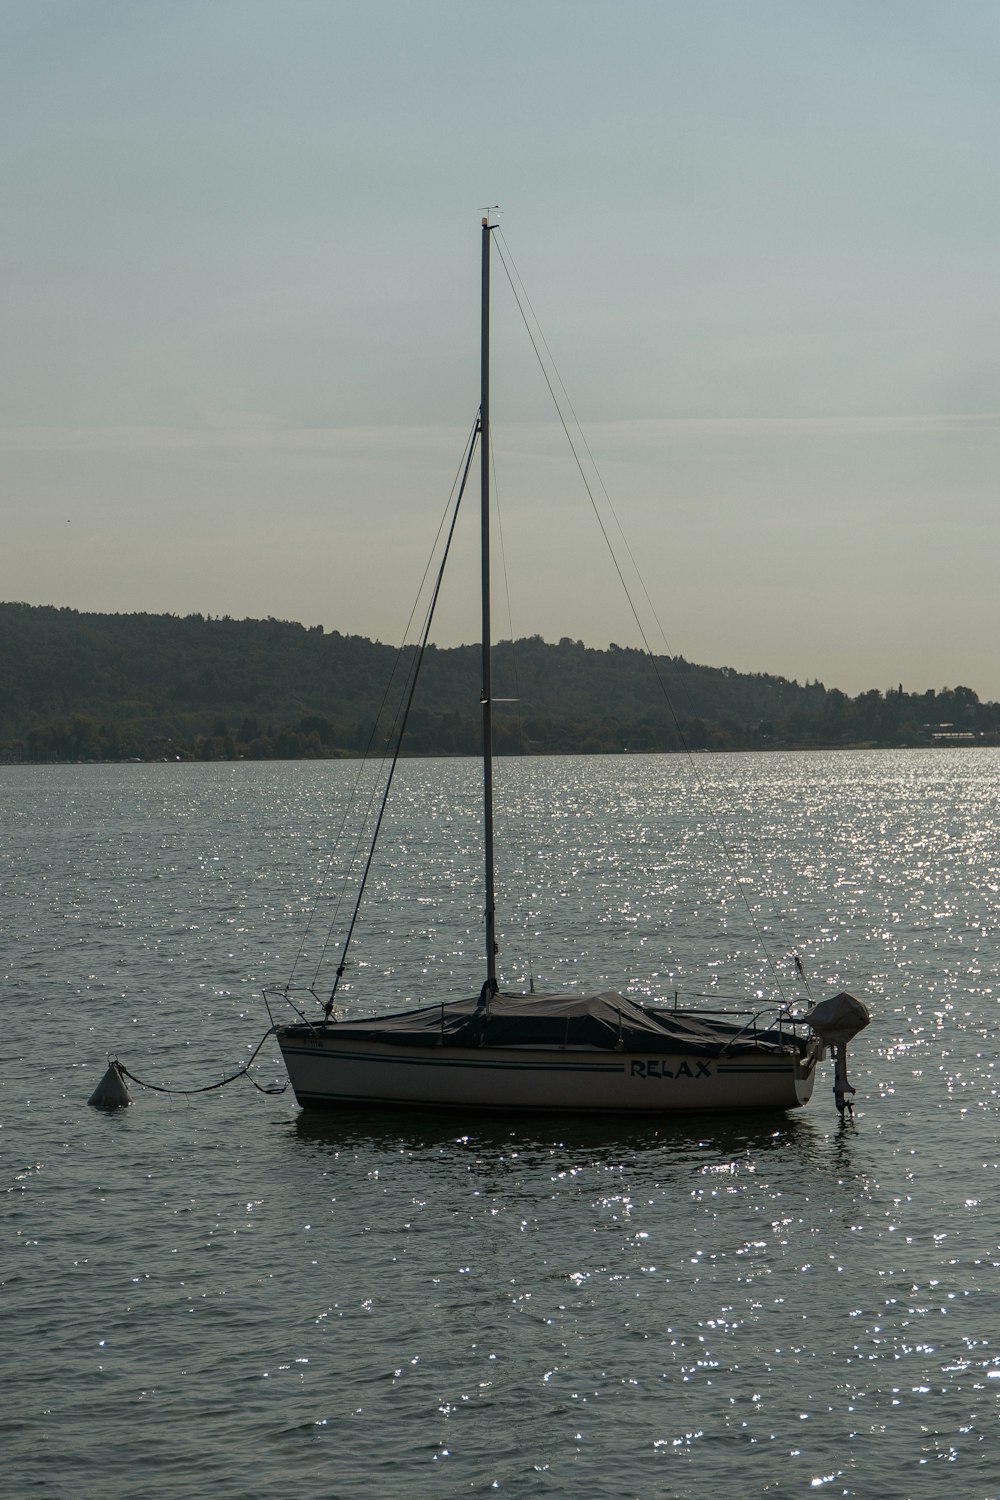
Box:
[272,218,869,1116]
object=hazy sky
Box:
[3,0,999,698]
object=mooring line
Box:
[117,1026,288,1098]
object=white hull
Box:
[276,1028,820,1114]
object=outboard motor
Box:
[804,992,871,1119]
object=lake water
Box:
[3,750,999,1499]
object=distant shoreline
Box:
[4,739,998,768]
[2,603,996,762]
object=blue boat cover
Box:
[315,990,807,1057]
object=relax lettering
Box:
[630,1059,712,1079]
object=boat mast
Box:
[480,215,498,998]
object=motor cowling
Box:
[804,992,870,1119]
[804,991,870,1047]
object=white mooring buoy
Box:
[88,1059,133,1109]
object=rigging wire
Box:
[489,427,538,994]
[322,414,480,1014]
[492,228,811,1004]
[306,420,483,995]
[280,417,482,1000]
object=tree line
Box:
[1,602,996,762]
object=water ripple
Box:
[3,750,1000,1496]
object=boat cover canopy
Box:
[319,990,807,1057]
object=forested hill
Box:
[1,602,996,761]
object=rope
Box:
[118,1027,288,1098]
